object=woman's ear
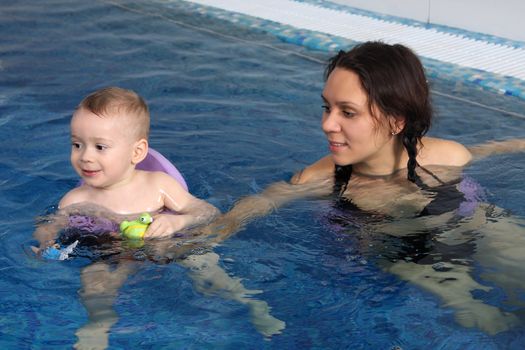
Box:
[389,116,406,135]
[132,138,148,164]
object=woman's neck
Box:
[352,137,408,176]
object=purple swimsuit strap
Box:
[457,175,486,217]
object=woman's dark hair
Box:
[326,41,432,194]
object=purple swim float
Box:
[136,148,188,191]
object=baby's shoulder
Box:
[140,169,172,182]
[418,137,472,166]
[139,170,186,190]
[59,186,89,209]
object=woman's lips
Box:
[328,141,347,152]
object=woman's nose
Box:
[322,110,341,133]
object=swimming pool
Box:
[1,0,525,349]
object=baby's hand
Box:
[144,214,188,238]
[30,240,56,256]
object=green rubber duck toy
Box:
[120,213,153,240]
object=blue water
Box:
[1,0,525,349]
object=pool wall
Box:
[330,0,525,43]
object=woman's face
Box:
[321,67,397,173]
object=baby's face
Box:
[70,108,137,189]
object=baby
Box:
[33,87,283,349]
[34,86,219,249]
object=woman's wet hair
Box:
[326,41,432,191]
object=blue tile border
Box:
[173,0,525,100]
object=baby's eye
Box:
[95,144,108,151]
[72,142,82,149]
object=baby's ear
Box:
[132,138,148,164]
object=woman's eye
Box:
[342,110,356,118]
[321,105,330,113]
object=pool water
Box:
[1,0,525,349]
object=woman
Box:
[211,41,523,232]
[207,41,525,334]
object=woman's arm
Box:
[205,156,334,243]
[468,138,525,162]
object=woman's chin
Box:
[331,155,353,167]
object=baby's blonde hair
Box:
[78,86,150,140]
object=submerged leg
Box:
[383,205,524,335]
[386,260,520,335]
[473,210,525,309]
[75,260,136,350]
[180,252,286,337]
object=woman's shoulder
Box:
[418,136,472,167]
[291,155,334,184]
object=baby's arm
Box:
[33,187,91,251]
[33,212,69,250]
[145,173,220,238]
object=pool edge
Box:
[176,0,525,100]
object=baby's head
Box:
[70,87,151,188]
[76,86,150,141]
